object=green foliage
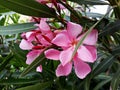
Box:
[0,23,37,35]
[0,0,57,17]
[0,0,120,90]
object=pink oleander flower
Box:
[19,19,55,72]
[45,22,98,79]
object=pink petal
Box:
[83,30,98,45]
[77,46,95,63]
[74,57,91,79]
[60,47,74,66]
[52,31,70,47]
[36,65,42,72]
[67,22,82,40]
[58,3,65,9]
[19,39,33,50]
[26,31,35,42]
[45,49,60,60]
[39,20,50,33]
[56,62,72,77]
[85,46,97,62]
[26,50,42,64]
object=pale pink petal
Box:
[56,62,72,77]
[36,65,42,72]
[52,31,70,47]
[77,46,95,63]
[19,39,33,50]
[60,47,74,66]
[39,20,50,33]
[74,57,91,79]
[26,32,34,39]
[58,3,65,9]
[82,30,98,45]
[45,49,60,60]
[26,32,35,41]
[67,22,82,39]
[26,50,42,64]
[85,46,97,62]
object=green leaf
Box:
[20,53,45,77]
[0,5,10,13]
[93,78,112,90]
[11,44,28,67]
[0,0,57,18]
[99,20,120,37]
[69,0,109,5]
[16,81,53,90]
[92,56,115,77]
[112,45,120,55]
[0,78,40,85]
[111,67,120,90]
[0,53,14,72]
[0,23,37,35]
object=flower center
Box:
[71,40,78,46]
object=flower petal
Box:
[85,45,97,62]
[67,22,82,39]
[74,57,91,79]
[77,46,95,62]
[26,50,42,64]
[39,20,50,33]
[56,62,72,77]
[60,47,73,66]
[36,65,42,72]
[19,39,33,50]
[83,30,98,45]
[52,31,70,47]
[45,49,60,60]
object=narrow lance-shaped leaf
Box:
[0,5,10,13]
[0,53,14,72]
[0,78,40,85]
[0,23,37,35]
[93,78,112,90]
[112,45,120,55]
[99,20,120,37]
[16,81,53,90]
[111,67,120,90]
[0,0,57,18]
[68,0,109,5]
[92,56,115,77]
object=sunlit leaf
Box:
[69,0,109,5]
[0,23,37,35]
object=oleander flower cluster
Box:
[19,19,98,79]
[19,0,98,79]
